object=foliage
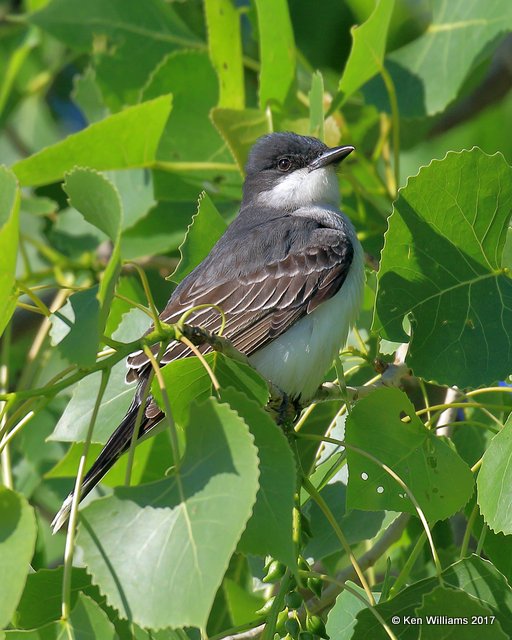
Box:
[1,0,512,638]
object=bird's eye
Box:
[277,157,292,172]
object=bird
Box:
[51,132,365,533]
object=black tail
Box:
[51,391,159,533]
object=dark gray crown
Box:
[245,132,327,175]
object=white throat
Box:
[257,166,340,210]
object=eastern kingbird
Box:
[52,132,364,533]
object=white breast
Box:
[249,215,365,400]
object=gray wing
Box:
[126,225,354,383]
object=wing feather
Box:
[126,224,354,380]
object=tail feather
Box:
[51,394,160,534]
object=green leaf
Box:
[338,0,395,99]
[108,169,155,231]
[77,397,260,631]
[152,352,269,427]
[0,487,37,628]
[7,593,116,640]
[12,95,172,187]
[325,581,368,640]
[353,556,512,639]
[384,1,512,117]
[63,169,123,328]
[222,388,296,568]
[478,413,512,534]
[72,67,108,124]
[63,169,122,241]
[211,107,270,173]
[254,0,295,108]
[46,430,173,492]
[205,0,244,109]
[0,166,20,337]
[172,191,227,284]
[48,288,101,369]
[309,71,324,140]
[49,360,136,443]
[305,482,385,561]
[415,585,507,639]
[142,51,230,166]
[345,387,474,522]
[30,0,198,108]
[13,568,92,629]
[374,149,512,387]
[120,201,193,259]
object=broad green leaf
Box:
[46,430,173,490]
[374,149,512,387]
[325,581,368,640]
[108,169,155,231]
[415,585,507,639]
[120,201,193,259]
[172,191,227,284]
[254,0,295,108]
[353,556,512,639]
[305,482,385,561]
[103,275,148,340]
[205,0,244,109]
[152,352,269,427]
[0,487,37,628]
[142,51,231,166]
[48,288,100,369]
[222,388,296,567]
[63,169,123,328]
[222,578,264,626]
[0,166,20,337]
[63,169,122,242]
[13,568,93,629]
[338,0,395,99]
[12,95,172,187]
[30,0,198,108]
[345,387,474,522]
[49,360,136,443]
[478,413,512,534]
[7,593,116,640]
[309,71,324,140]
[384,0,512,117]
[77,398,260,631]
[211,107,270,173]
[72,67,108,124]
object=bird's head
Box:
[242,132,354,211]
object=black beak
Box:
[308,145,355,171]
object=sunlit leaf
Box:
[204,0,244,109]
[338,0,395,100]
[222,388,296,568]
[374,149,512,387]
[254,0,295,108]
[172,191,227,284]
[346,387,474,522]
[12,96,172,186]
[0,166,20,337]
[77,398,260,630]
[0,487,37,629]
[478,413,512,534]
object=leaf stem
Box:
[61,368,110,621]
[460,503,478,559]
[302,476,375,605]
[388,532,426,598]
